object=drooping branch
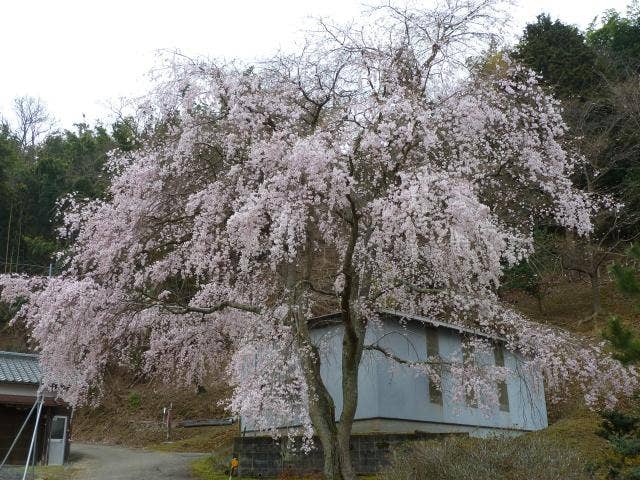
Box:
[166,301,261,315]
[139,291,261,315]
[363,344,450,368]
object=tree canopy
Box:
[0,110,136,278]
[515,14,604,98]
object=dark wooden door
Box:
[0,404,46,465]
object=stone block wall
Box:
[234,432,454,477]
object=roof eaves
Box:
[0,351,42,385]
[307,310,506,342]
[379,309,506,342]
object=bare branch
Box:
[364,344,450,368]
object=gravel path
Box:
[0,442,205,480]
[69,443,205,480]
[0,468,20,480]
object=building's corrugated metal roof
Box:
[0,351,42,385]
[379,309,506,342]
[309,310,506,342]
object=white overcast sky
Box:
[0,0,625,129]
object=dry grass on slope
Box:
[381,412,611,480]
[504,277,638,334]
[72,370,234,450]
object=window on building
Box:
[425,325,443,405]
[494,343,510,412]
[462,342,478,408]
[50,416,66,440]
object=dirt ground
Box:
[69,443,204,480]
[0,443,205,480]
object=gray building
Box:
[243,310,548,437]
[0,351,71,467]
[236,311,548,476]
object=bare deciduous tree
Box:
[559,76,640,318]
[13,95,52,149]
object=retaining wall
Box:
[233,432,459,477]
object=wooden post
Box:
[166,403,172,441]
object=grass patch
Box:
[1,465,81,480]
[191,455,232,480]
[36,465,82,480]
[527,410,611,462]
[149,425,236,453]
[190,455,260,480]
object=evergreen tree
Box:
[600,243,640,479]
[598,410,640,480]
[0,111,133,274]
[514,14,604,99]
[588,7,640,79]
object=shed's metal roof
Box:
[0,351,42,385]
[380,309,506,342]
[309,309,506,342]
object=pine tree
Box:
[600,243,640,479]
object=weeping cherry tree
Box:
[0,1,637,479]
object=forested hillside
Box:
[504,9,640,321]
[0,109,137,275]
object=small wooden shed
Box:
[0,351,71,466]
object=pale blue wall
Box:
[311,317,547,433]
[370,319,548,431]
[243,315,548,434]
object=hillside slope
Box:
[71,372,234,450]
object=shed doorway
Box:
[47,416,67,465]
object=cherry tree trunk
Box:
[589,268,601,316]
[304,370,350,480]
[315,328,364,479]
[334,324,364,480]
[299,319,364,480]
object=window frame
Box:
[493,343,510,412]
[425,325,443,406]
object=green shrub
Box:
[191,455,219,480]
[380,434,591,480]
[127,391,141,410]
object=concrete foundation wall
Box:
[234,432,465,477]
